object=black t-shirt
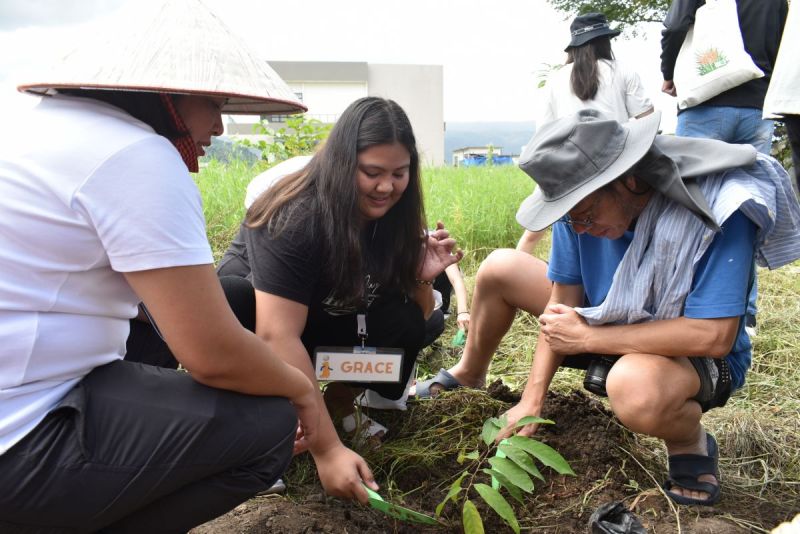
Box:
[244,218,390,312]
[243,216,425,399]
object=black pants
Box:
[125,276,256,370]
[422,308,446,349]
[0,279,295,534]
[784,115,800,192]
[209,274,425,401]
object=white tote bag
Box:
[673,0,764,110]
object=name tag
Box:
[313,346,404,383]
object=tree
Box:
[239,114,332,164]
[547,0,670,30]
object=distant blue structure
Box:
[461,154,514,166]
[453,146,517,167]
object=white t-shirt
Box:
[244,155,312,208]
[538,60,652,125]
[0,95,213,454]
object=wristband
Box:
[457,311,470,317]
[415,279,434,285]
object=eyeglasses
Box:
[564,194,602,229]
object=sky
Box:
[0,0,679,131]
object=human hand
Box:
[539,303,590,355]
[293,423,310,456]
[661,80,677,97]
[457,311,470,332]
[313,443,378,504]
[496,400,543,441]
[417,221,464,282]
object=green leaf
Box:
[474,483,520,534]
[435,471,467,517]
[462,499,485,534]
[483,469,525,504]
[507,436,576,476]
[499,443,545,481]
[458,450,480,464]
[513,416,555,428]
[488,457,534,493]
[481,417,502,446]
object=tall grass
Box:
[422,165,537,269]
[194,159,267,259]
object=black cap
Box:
[565,12,621,51]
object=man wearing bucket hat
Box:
[0,1,378,531]
[419,109,800,506]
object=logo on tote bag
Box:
[696,48,729,76]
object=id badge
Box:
[314,346,404,383]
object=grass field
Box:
[195,161,800,529]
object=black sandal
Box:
[663,432,721,506]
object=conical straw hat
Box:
[17,0,305,115]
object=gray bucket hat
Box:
[516,109,757,232]
[516,109,660,231]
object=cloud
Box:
[0,0,126,30]
[0,0,677,126]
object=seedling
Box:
[363,485,440,526]
[436,415,575,533]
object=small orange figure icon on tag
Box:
[319,355,332,379]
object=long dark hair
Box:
[566,36,614,101]
[57,89,181,139]
[246,97,424,302]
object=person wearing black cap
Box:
[415,109,800,506]
[517,12,654,256]
[540,12,653,126]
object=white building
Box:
[226,61,445,166]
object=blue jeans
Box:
[677,105,769,318]
[676,105,774,155]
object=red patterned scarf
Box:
[160,93,199,172]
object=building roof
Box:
[268,61,368,83]
[453,146,504,152]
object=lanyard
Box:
[357,272,374,349]
[357,313,367,349]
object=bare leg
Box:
[606,354,717,501]
[444,249,551,390]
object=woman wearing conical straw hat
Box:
[0,1,339,531]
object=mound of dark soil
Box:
[192,384,793,533]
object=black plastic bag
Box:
[589,501,646,534]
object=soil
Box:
[191,383,795,533]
